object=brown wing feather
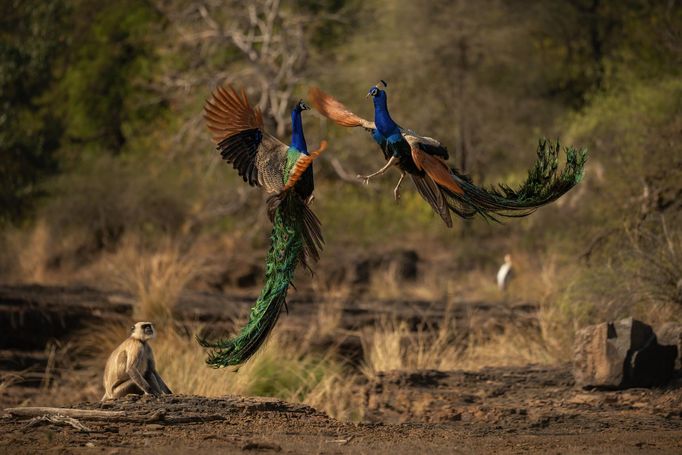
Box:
[411,143,464,195]
[410,174,453,228]
[283,141,328,190]
[410,174,452,227]
[204,84,288,193]
[308,87,375,129]
[204,85,264,143]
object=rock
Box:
[656,322,682,371]
[573,317,676,389]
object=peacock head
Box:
[367,80,388,99]
[294,99,311,113]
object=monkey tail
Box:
[196,192,322,367]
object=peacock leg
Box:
[357,156,398,185]
[393,172,406,201]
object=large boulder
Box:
[574,317,677,389]
[656,322,682,371]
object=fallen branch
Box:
[4,406,226,425]
[22,414,92,432]
[6,407,126,420]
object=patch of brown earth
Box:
[2,367,681,454]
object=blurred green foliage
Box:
[0,0,66,223]
[0,0,164,224]
[0,0,680,305]
[52,0,165,156]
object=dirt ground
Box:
[2,365,681,454]
[2,285,681,454]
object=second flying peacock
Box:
[310,82,587,225]
[199,85,326,367]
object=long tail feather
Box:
[197,193,320,367]
[439,138,587,222]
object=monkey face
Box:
[131,321,156,341]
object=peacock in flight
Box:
[309,81,587,225]
[198,85,327,367]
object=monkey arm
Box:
[126,364,154,394]
[147,372,165,395]
[153,372,172,394]
[147,351,172,394]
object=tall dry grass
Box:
[361,317,460,375]
[0,372,23,396]
[73,237,364,421]
[361,315,556,376]
[104,237,205,322]
[76,321,363,421]
[0,219,52,283]
[360,251,575,375]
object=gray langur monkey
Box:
[102,322,172,400]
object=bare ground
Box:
[1,285,681,454]
[2,365,681,454]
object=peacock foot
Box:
[356,174,371,185]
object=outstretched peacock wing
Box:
[204,85,289,194]
[308,86,375,129]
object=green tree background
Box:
[1,0,681,318]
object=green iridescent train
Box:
[198,85,325,367]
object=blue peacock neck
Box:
[373,92,400,138]
[290,108,308,154]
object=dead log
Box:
[5,407,126,420]
[4,406,225,424]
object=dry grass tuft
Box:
[105,237,205,322]
[0,372,23,395]
[360,258,566,375]
[0,219,52,283]
[154,329,362,421]
[626,218,682,312]
[447,324,556,370]
[361,315,556,375]
[361,315,463,376]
